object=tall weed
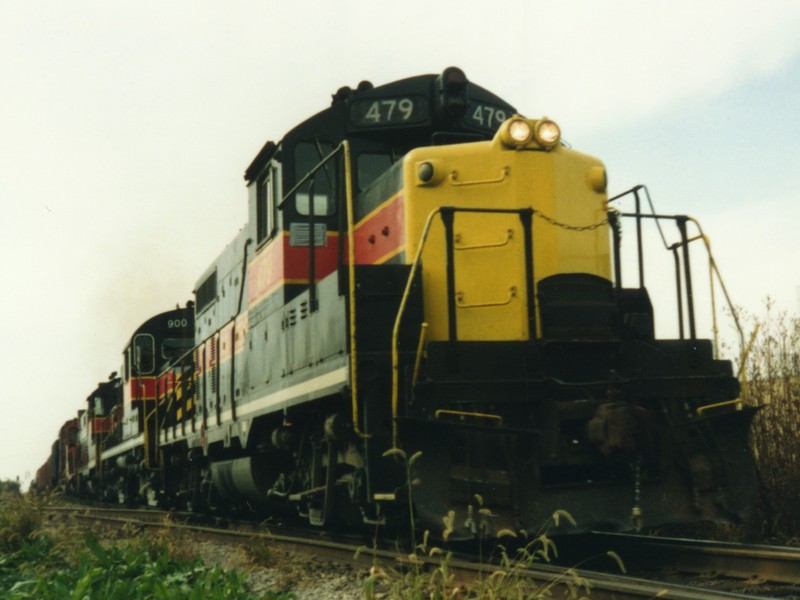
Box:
[737,300,800,538]
[0,488,44,554]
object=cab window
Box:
[294,141,336,216]
[133,334,155,375]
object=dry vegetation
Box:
[738,300,800,539]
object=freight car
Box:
[38,68,759,539]
[34,418,79,494]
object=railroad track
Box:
[46,505,797,599]
[567,531,800,584]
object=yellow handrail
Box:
[738,323,760,403]
[669,217,744,363]
[455,228,513,251]
[342,142,370,439]
[411,322,428,387]
[448,166,509,187]
[391,208,442,447]
[696,399,742,416]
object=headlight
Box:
[533,118,561,148]
[508,119,533,144]
[496,116,561,150]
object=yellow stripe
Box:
[353,191,403,232]
[373,244,405,265]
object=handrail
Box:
[280,140,368,438]
[696,398,742,416]
[435,409,503,424]
[455,228,513,251]
[411,322,428,387]
[390,205,534,448]
[391,208,442,447]
[141,384,158,469]
[448,166,510,187]
[660,217,744,361]
[611,187,745,364]
[214,334,221,426]
[275,140,370,438]
[738,323,760,402]
[685,216,744,362]
[456,286,517,309]
[341,141,370,439]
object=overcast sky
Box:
[2,1,799,486]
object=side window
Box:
[162,338,194,361]
[357,153,392,191]
[256,168,278,244]
[195,270,217,315]
[294,141,336,216]
[133,334,155,375]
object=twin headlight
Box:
[415,116,569,187]
[499,116,561,150]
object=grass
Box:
[361,447,608,599]
[359,509,609,600]
[0,487,41,555]
[0,490,294,599]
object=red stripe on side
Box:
[353,194,405,264]
[247,237,285,308]
[129,377,157,400]
[282,234,340,280]
[247,233,341,309]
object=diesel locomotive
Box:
[37,68,759,539]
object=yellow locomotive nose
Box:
[496,116,561,150]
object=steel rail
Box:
[581,532,800,585]
[46,506,764,599]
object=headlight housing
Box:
[496,116,561,150]
[508,119,533,145]
[533,119,561,148]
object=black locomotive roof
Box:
[244,67,516,183]
[85,376,120,404]
[126,306,193,343]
